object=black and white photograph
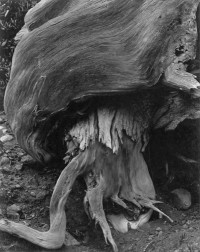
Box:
[1,1,200,251]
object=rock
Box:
[30,213,35,218]
[36,190,47,200]
[18,152,25,157]
[7,211,20,222]
[186,220,191,225]
[30,191,36,197]
[15,184,21,188]
[0,115,6,124]
[22,220,31,226]
[148,235,154,240]
[2,129,8,134]
[7,204,21,222]
[15,163,23,171]
[7,204,21,213]
[0,189,7,198]
[21,155,34,163]
[0,156,10,166]
[0,134,14,143]
[156,227,162,232]
[2,166,12,173]
[170,188,191,210]
[42,224,49,231]
[0,118,5,124]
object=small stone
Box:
[2,129,8,134]
[2,166,12,173]
[0,156,10,166]
[30,213,35,218]
[7,211,20,222]
[30,191,36,197]
[18,152,25,157]
[0,126,4,131]
[156,227,162,232]
[171,188,191,210]
[7,204,21,213]
[15,184,21,188]
[0,118,5,124]
[22,220,31,226]
[148,235,154,240]
[0,134,14,143]
[158,231,163,236]
[36,190,47,200]
[42,223,49,231]
[183,224,188,229]
[186,220,191,225]
[15,163,23,171]
[26,213,35,220]
[21,155,33,163]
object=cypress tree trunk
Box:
[1,1,200,252]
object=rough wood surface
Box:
[0,150,91,249]
[2,1,200,251]
[69,107,150,153]
[3,0,200,163]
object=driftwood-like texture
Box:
[1,0,200,252]
[3,0,200,161]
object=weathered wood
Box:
[69,106,150,153]
[4,0,200,162]
[2,0,200,252]
[0,150,93,249]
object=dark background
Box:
[0,0,39,110]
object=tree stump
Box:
[1,0,200,252]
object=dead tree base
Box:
[65,107,173,251]
[0,106,173,252]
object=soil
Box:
[1,112,200,252]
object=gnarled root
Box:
[0,151,89,249]
[83,135,173,251]
[84,173,118,252]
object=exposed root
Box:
[0,105,174,251]
[0,152,88,249]
[138,200,173,223]
[111,195,128,209]
[69,111,173,251]
[85,174,118,252]
[82,136,173,252]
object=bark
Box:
[4,0,200,162]
[1,1,200,252]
